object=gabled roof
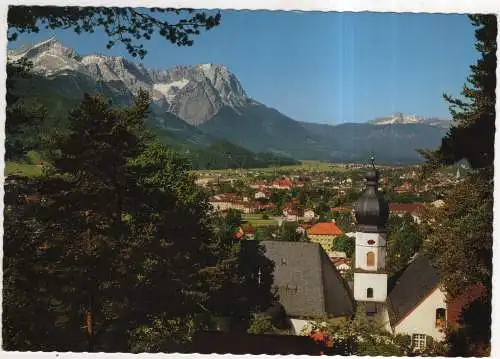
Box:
[307,222,343,236]
[389,202,425,214]
[386,253,440,327]
[261,241,354,318]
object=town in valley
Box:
[3,6,494,357]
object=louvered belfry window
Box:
[366,251,375,266]
[367,288,373,298]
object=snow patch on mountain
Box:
[370,113,450,128]
[153,79,190,101]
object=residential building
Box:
[306,221,344,253]
[389,202,426,224]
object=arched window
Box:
[436,308,446,328]
[366,251,375,267]
[367,288,373,298]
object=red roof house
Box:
[307,222,344,236]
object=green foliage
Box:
[6,60,47,159]
[189,139,298,170]
[277,222,302,242]
[8,6,221,58]
[423,173,492,298]
[3,91,277,352]
[253,226,275,242]
[332,234,355,258]
[247,314,279,335]
[332,212,355,232]
[420,15,495,354]
[203,217,277,322]
[309,305,411,356]
[386,213,424,275]
[421,15,496,172]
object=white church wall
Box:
[355,232,387,271]
[353,272,387,302]
[394,287,447,342]
[290,318,313,335]
[377,305,393,333]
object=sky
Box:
[8,10,478,124]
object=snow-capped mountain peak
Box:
[370,113,450,128]
[9,38,252,125]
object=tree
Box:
[308,305,447,356]
[6,59,47,159]
[420,15,495,355]
[332,234,354,258]
[3,92,229,352]
[8,6,221,58]
[277,222,302,242]
[308,306,412,356]
[386,213,424,275]
[202,216,276,330]
[4,92,150,351]
[420,15,496,171]
[423,175,492,298]
[253,226,275,242]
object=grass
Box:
[193,160,350,176]
[5,150,44,177]
[5,161,43,177]
[242,214,278,227]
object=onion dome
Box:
[354,164,389,232]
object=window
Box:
[281,258,287,266]
[285,284,298,295]
[365,302,377,315]
[436,308,446,328]
[367,287,373,298]
[366,251,375,266]
[412,334,426,351]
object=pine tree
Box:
[421,15,496,171]
[8,6,221,58]
[6,60,47,159]
[420,15,495,355]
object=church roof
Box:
[261,241,355,318]
[353,169,389,232]
[386,253,440,327]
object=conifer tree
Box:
[421,15,495,355]
[8,6,221,58]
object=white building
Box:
[352,167,448,350]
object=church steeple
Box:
[353,156,389,305]
[353,157,389,233]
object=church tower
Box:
[353,160,389,308]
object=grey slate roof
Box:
[261,241,354,318]
[386,253,441,326]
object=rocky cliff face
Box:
[8,38,449,164]
[9,38,252,125]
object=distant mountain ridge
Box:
[9,38,450,164]
[370,112,451,128]
[8,37,254,125]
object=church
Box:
[262,163,456,350]
[352,165,447,349]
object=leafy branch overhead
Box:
[8,6,222,58]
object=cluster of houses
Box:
[207,165,481,354]
[248,170,482,350]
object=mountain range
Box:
[8,38,450,166]
[370,113,450,128]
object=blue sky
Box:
[8,11,477,124]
